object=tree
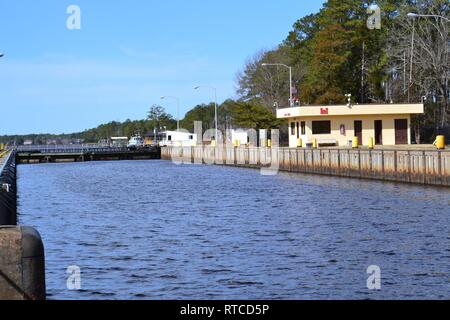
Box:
[228,100,283,130]
[179,103,215,132]
[388,0,449,136]
[236,47,302,112]
[147,105,177,132]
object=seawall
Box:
[161,146,450,187]
[0,151,46,300]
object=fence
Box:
[161,147,450,187]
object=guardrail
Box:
[16,145,159,154]
[16,144,127,153]
[0,151,17,225]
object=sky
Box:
[0,1,325,135]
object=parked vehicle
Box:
[127,135,145,150]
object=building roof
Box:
[277,103,424,119]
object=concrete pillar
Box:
[0,226,46,300]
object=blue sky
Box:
[0,1,324,135]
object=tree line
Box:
[1,0,448,145]
[237,0,448,143]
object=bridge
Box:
[14,144,161,164]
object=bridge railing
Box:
[16,144,125,153]
[15,144,160,154]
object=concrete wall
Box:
[287,114,412,148]
[0,226,46,300]
[161,147,450,187]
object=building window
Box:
[168,135,172,141]
[301,121,306,135]
[189,135,193,140]
[312,121,331,134]
[291,122,295,136]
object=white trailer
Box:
[158,131,197,147]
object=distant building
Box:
[23,140,33,146]
[277,103,424,148]
[229,129,249,146]
[158,131,197,147]
[111,137,128,147]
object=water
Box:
[17,160,450,300]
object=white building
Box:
[230,129,249,146]
[158,131,197,147]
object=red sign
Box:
[320,108,329,115]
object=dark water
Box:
[17,160,450,300]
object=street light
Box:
[160,96,180,131]
[407,13,450,22]
[406,12,450,102]
[194,85,218,142]
[262,63,293,107]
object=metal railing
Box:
[15,144,159,154]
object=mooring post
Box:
[0,226,46,300]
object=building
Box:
[23,140,33,146]
[229,129,249,146]
[158,131,197,147]
[110,137,128,147]
[277,103,424,148]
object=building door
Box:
[354,121,363,145]
[374,120,383,145]
[395,119,408,145]
[296,122,300,139]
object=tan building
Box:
[277,103,424,148]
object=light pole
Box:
[194,85,218,142]
[160,96,180,131]
[262,63,293,107]
[407,13,450,102]
[407,13,450,22]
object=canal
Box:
[17,160,450,299]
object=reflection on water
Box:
[17,160,450,300]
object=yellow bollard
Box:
[268,139,272,148]
[368,137,374,149]
[434,135,445,149]
[352,137,359,149]
[297,138,303,148]
[312,138,318,149]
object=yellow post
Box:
[312,138,318,149]
[297,139,302,148]
[352,137,359,149]
[211,140,216,147]
[368,137,374,149]
[434,135,445,150]
[268,139,272,148]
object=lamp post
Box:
[160,96,180,131]
[407,13,450,22]
[262,63,293,107]
[407,13,450,102]
[194,85,218,142]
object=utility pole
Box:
[408,18,415,103]
[361,42,365,103]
